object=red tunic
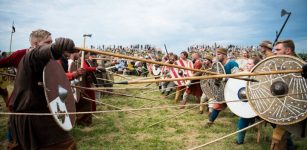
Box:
[75,60,97,126]
[0,49,27,107]
[0,49,27,69]
[185,59,202,97]
[82,60,96,72]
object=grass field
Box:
[0,76,307,150]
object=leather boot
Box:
[174,89,181,103]
[199,102,204,114]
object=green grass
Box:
[1,76,307,150]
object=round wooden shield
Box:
[225,78,257,118]
[152,64,161,76]
[236,58,248,69]
[200,62,226,101]
[247,55,307,125]
[169,59,194,86]
[68,59,81,102]
[43,60,76,131]
[200,76,213,99]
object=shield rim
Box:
[224,78,257,118]
[43,60,76,131]
[200,62,225,100]
[247,55,307,125]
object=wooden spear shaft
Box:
[74,47,254,82]
[0,72,16,77]
[106,70,129,79]
[91,58,113,60]
[114,69,302,84]
[130,76,161,81]
[82,97,146,117]
[72,85,159,101]
[75,47,210,73]
[96,78,114,83]
[89,87,153,90]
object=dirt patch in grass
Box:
[80,127,94,132]
[134,133,151,141]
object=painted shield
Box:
[152,64,161,76]
[169,59,194,86]
[146,63,153,76]
[43,60,76,131]
[200,62,226,101]
[224,78,257,118]
[68,59,81,102]
[236,58,248,70]
[161,66,171,79]
[247,55,307,125]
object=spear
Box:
[114,69,302,84]
[164,44,170,60]
[74,47,256,82]
[72,85,160,102]
[91,58,113,60]
[0,72,16,77]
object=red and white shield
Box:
[169,59,194,86]
[147,63,153,75]
[161,65,172,79]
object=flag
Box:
[12,25,15,33]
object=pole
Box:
[9,21,15,54]
[164,44,171,62]
[81,36,86,68]
[273,9,291,46]
[9,32,13,54]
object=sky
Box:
[0,0,307,54]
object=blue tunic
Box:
[224,60,239,74]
